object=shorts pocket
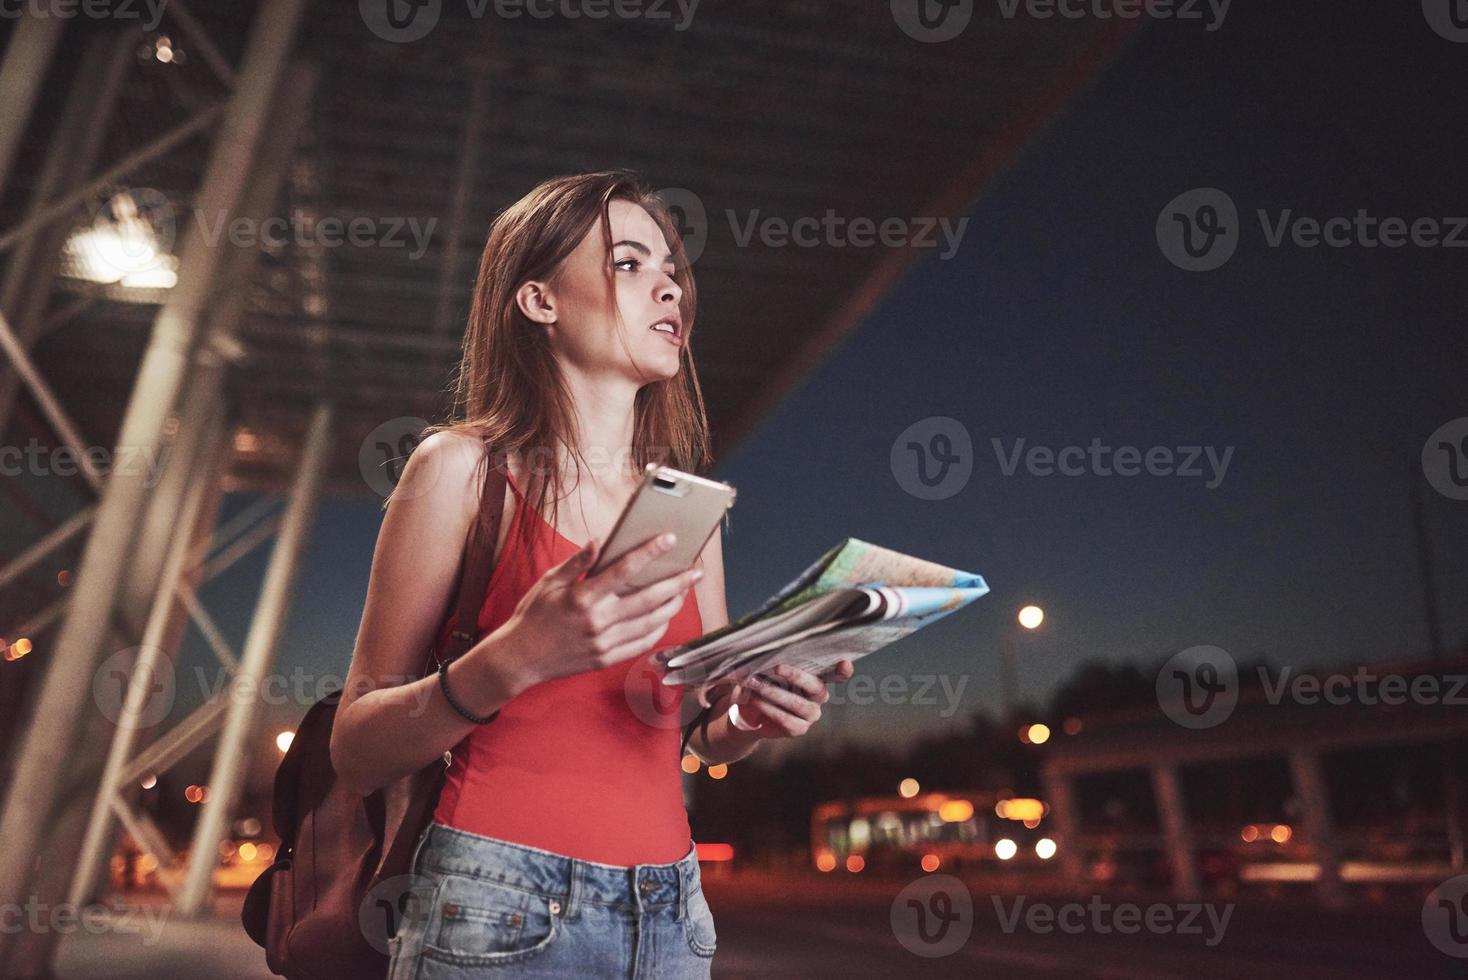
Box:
[682,883,718,957]
[421,872,560,967]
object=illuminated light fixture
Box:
[1270,824,1292,844]
[996,798,1046,823]
[63,191,178,289]
[695,843,734,862]
[845,854,864,872]
[276,731,294,753]
[1035,838,1057,860]
[937,799,974,823]
[994,838,1018,861]
[1017,605,1044,629]
[815,852,836,872]
[921,853,940,872]
[898,777,919,798]
[1025,723,1051,745]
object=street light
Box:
[999,604,1045,720]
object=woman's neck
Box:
[555,367,642,492]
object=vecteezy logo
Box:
[360,0,441,43]
[891,417,973,500]
[360,873,438,954]
[624,649,689,730]
[1156,188,1239,272]
[890,874,972,957]
[1423,417,1468,501]
[891,0,973,42]
[654,187,708,266]
[1423,874,1468,957]
[93,647,176,729]
[359,416,434,499]
[1156,645,1239,729]
[1423,0,1468,42]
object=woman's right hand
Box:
[481,531,702,694]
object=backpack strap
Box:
[428,446,510,674]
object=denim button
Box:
[548,899,562,914]
[639,878,655,892]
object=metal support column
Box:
[0,12,65,200]
[63,59,319,913]
[177,401,333,916]
[0,1,307,973]
[1288,748,1347,909]
[1150,764,1201,901]
[0,28,136,445]
[66,399,226,909]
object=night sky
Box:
[193,2,1467,759]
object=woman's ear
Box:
[515,279,556,325]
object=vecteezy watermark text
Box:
[0,897,169,945]
[1157,188,1468,271]
[994,0,1230,31]
[992,895,1233,947]
[359,0,700,43]
[992,437,1233,488]
[727,210,968,260]
[0,0,166,29]
[1,438,170,487]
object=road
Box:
[48,870,1461,979]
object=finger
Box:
[597,591,685,651]
[818,659,856,683]
[769,664,828,703]
[608,566,702,622]
[745,688,814,734]
[603,615,687,666]
[553,536,600,582]
[746,674,821,722]
[581,532,676,600]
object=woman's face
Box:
[533,198,685,386]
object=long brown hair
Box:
[395,170,712,557]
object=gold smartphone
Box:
[588,464,736,592]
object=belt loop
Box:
[564,858,581,921]
[677,847,691,922]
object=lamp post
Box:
[999,605,1045,723]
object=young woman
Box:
[330,171,854,979]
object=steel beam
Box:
[0,1,307,973]
[0,12,65,202]
[177,401,332,916]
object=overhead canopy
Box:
[3,4,1138,497]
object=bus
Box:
[810,789,1057,874]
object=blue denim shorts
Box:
[387,821,716,979]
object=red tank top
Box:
[431,468,701,865]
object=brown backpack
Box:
[240,455,509,979]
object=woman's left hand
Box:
[732,659,856,739]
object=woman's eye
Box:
[614,257,639,271]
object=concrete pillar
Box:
[1040,769,1085,887]
[1288,748,1347,909]
[1151,764,1201,901]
